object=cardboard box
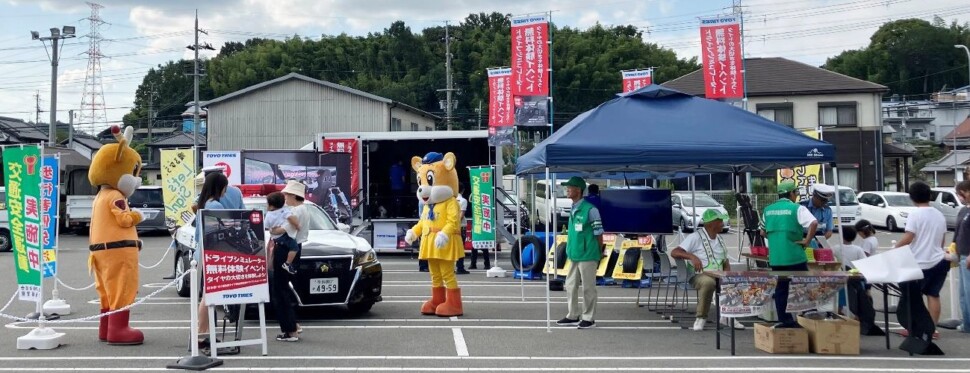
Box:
[754,323,809,354]
[797,315,860,355]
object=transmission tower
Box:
[79,2,107,135]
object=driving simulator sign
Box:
[199,209,269,306]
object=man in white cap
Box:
[801,183,835,246]
[192,166,244,211]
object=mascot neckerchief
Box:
[405,152,464,317]
[88,125,145,345]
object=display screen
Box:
[598,189,673,234]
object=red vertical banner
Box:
[621,69,653,93]
[487,68,514,127]
[322,138,359,204]
[699,15,744,99]
[510,14,549,97]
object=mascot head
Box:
[89,125,142,197]
[411,152,458,205]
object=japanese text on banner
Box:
[469,167,496,249]
[161,149,196,229]
[621,70,653,93]
[777,130,821,202]
[718,274,778,318]
[41,155,59,278]
[699,16,744,99]
[786,275,845,313]
[322,139,360,201]
[200,209,270,306]
[510,14,549,96]
[3,145,43,301]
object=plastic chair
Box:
[636,249,656,309]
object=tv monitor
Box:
[598,189,673,234]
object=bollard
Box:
[167,259,222,370]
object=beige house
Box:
[203,73,439,151]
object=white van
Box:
[930,187,960,229]
[533,179,575,227]
[829,186,861,231]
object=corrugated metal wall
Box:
[208,79,389,151]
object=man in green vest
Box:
[762,181,818,327]
[671,209,745,331]
[555,176,604,329]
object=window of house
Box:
[756,103,794,127]
[818,102,857,127]
[411,122,418,131]
[391,118,402,131]
[426,126,433,131]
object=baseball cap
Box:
[560,176,586,190]
[702,209,728,224]
[777,181,797,194]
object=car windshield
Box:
[884,195,914,207]
[129,188,163,206]
[681,194,720,207]
[538,183,568,198]
[827,189,858,206]
[244,199,337,231]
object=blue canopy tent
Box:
[515,85,835,175]
[511,86,844,333]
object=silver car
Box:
[671,192,731,233]
[130,186,167,233]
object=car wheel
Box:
[886,217,898,232]
[679,218,691,233]
[347,301,374,315]
[0,229,10,252]
[175,251,191,298]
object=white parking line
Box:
[5,356,970,363]
[5,324,684,330]
[2,368,968,372]
[8,318,680,325]
[451,328,469,356]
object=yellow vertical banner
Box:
[777,130,822,202]
[161,148,196,229]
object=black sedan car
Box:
[173,199,382,315]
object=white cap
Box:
[810,184,835,199]
[201,165,225,174]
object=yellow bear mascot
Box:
[88,125,145,345]
[405,152,464,317]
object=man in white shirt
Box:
[671,209,744,331]
[894,181,949,336]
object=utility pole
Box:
[31,25,76,143]
[147,82,157,162]
[68,109,74,147]
[186,9,214,167]
[477,100,482,130]
[437,21,458,131]
[34,91,42,125]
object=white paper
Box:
[851,246,924,284]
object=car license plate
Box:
[310,278,338,294]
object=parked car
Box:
[857,191,917,232]
[534,179,574,227]
[930,187,961,229]
[173,198,382,315]
[671,192,731,233]
[0,187,9,252]
[813,185,861,231]
[129,186,167,233]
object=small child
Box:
[839,225,885,335]
[854,219,878,257]
[266,192,301,275]
[836,226,868,270]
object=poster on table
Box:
[199,209,269,306]
[239,150,351,222]
[161,148,196,229]
[513,95,549,126]
[776,130,821,202]
[621,69,653,93]
[371,221,419,250]
[718,273,778,317]
[469,167,496,250]
[2,145,43,301]
[510,14,549,97]
[321,138,361,205]
[41,155,58,278]
[785,275,845,313]
[699,15,744,99]
[487,67,514,146]
[202,151,242,186]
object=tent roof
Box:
[515,85,836,175]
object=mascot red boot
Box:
[405,152,464,317]
[89,125,145,345]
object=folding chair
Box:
[656,253,686,319]
[636,249,656,309]
[666,257,700,323]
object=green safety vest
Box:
[566,200,601,262]
[687,230,726,273]
[762,198,808,267]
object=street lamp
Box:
[31,26,76,144]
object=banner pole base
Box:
[42,298,72,316]
[17,326,65,350]
[486,266,507,278]
[166,355,224,371]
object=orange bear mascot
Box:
[88,125,145,345]
[405,152,464,316]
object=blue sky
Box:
[0,0,967,133]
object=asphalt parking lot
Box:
[0,231,969,372]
